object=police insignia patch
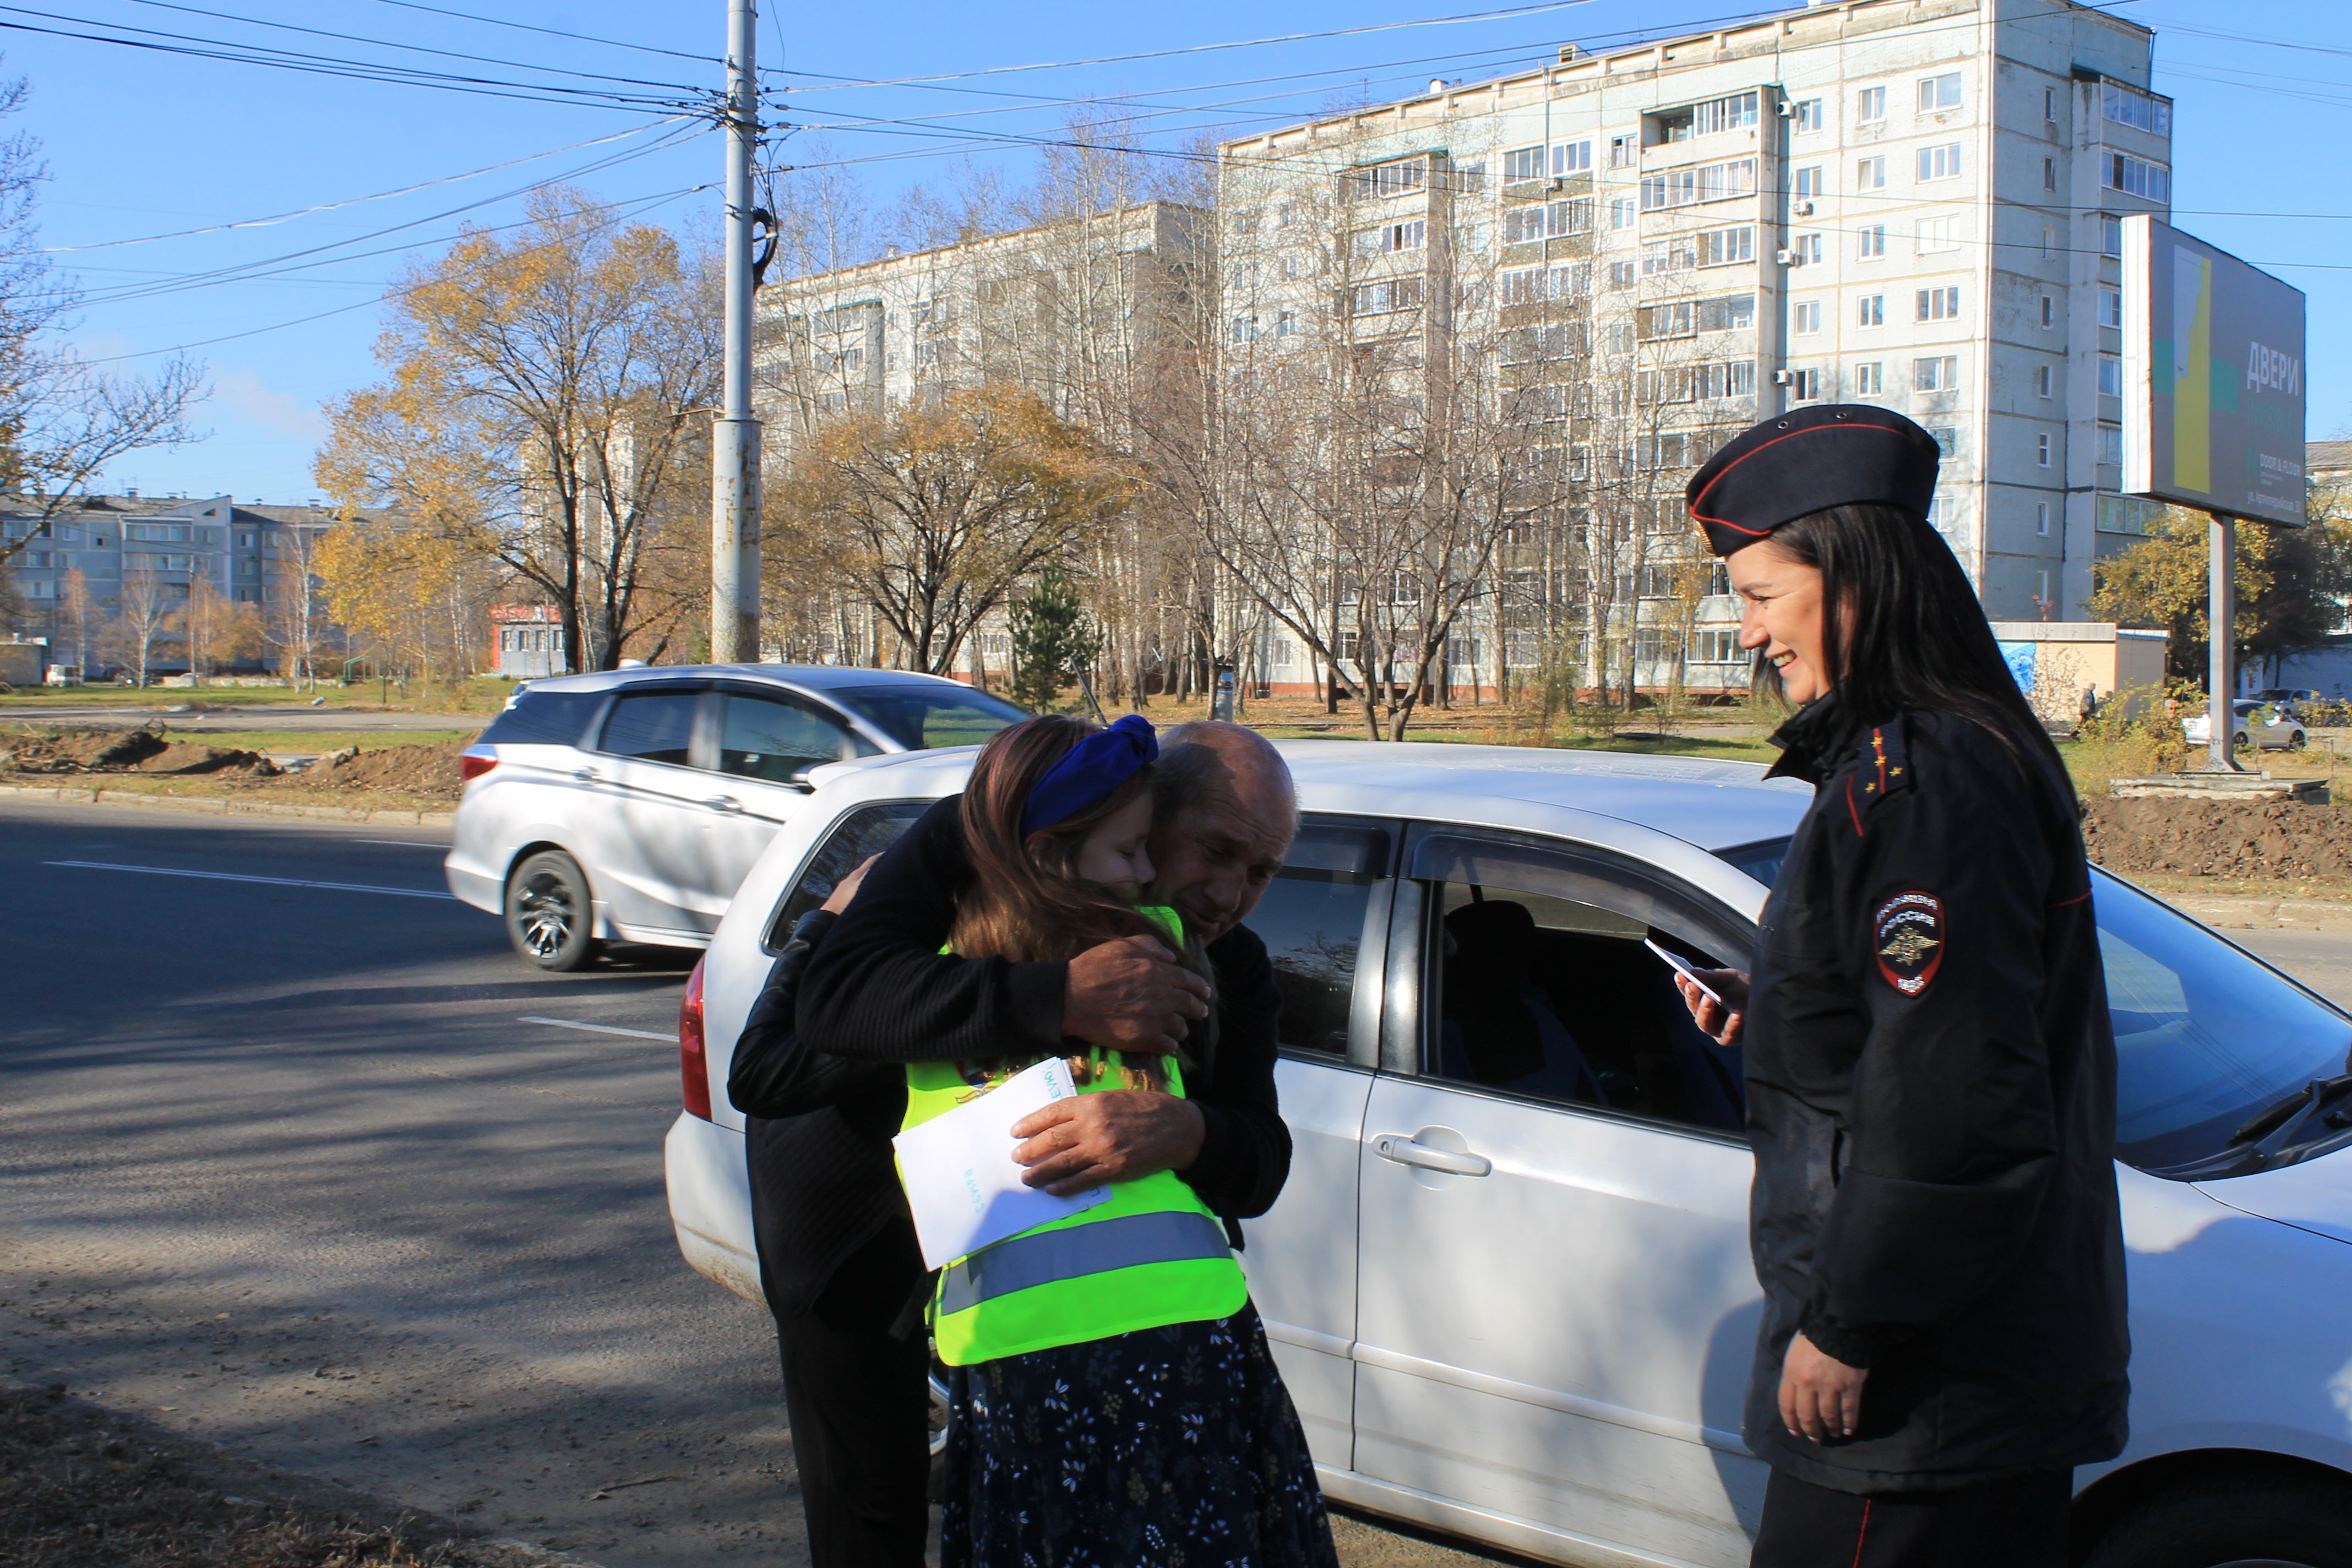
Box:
[1874,892,1944,996]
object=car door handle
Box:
[572,766,600,783]
[703,795,743,814]
[1371,1134,1492,1178]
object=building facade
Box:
[1218,0,2170,694]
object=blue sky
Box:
[10,0,2348,502]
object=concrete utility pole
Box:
[709,0,762,664]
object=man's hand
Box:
[1010,1091,1207,1196]
[1673,969,1749,1047]
[818,854,880,916]
[1063,935,1211,1053]
[1779,1330,1869,1442]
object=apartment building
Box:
[0,492,340,673]
[1219,0,2171,694]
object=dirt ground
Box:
[1,726,281,778]
[0,1379,576,1568]
[0,727,468,804]
[2082,796,2352,881]
[287,743,468,802]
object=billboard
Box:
[2120,215,2307,526]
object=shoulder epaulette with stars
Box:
[1840,716,1915,836]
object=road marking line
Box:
[518,1015,673,1042]
[43,860,456,900]
[355,839,445,849]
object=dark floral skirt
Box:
[939,1302,1340,1568]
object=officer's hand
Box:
[1780,1330,1869,1442]
[1063,935,1211,1054]
[1009,1090,1207,1196]
[1674,970,1749,1047]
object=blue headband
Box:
[1022,714,1158,838]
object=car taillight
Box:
[679,956,712,1120]
[460,747,497,782]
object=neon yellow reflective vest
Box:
[902,907,1249,1366]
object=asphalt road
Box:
[0,800,1517,1568]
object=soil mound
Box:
[3,726,169,771]
[291,740,469,801]
[2083,796,2352,880]
[132,740,282,776]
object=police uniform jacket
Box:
[1742,692,2131,1493]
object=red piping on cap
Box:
[1687,419,1926,528]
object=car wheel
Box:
[2083,1469,2352,1568]
[2289,730,2308,750]
[505,851,601,971]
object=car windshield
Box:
[1715,839,2352,1175]
[829,684,1029,750]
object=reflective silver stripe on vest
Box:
[939,1211,1230,1316]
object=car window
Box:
[765,801,932,949]
[829,684,1028,749]
[1239,818,1391,1057]
[1410,831,1750,1133]
[718,692,878,783]
[478,688,602,747]
[598,688,700,765]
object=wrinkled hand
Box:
[819,854,880,916]
[1674,968,1750,1047]
[1063,935,1211,1054]
[1010,1090,1206,1196]
[1779,1330,1869,1442]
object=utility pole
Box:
[709,0,761,664]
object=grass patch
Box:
[160,727,477,752]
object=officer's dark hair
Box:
[1754,502,2062,772]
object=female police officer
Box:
[1674,405,2129,1566]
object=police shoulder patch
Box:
[1873,891,1945,996]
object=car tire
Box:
[2083,1468,2352,1568]
[2289,731,2308,750]
[505,850,601,971]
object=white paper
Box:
[892,1056,1110,1271]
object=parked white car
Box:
[2183,699,2308,752]
[667,742,2352,1568]
[443,666,1026,969]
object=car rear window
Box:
[478,689,604,748]
[830,685,1028,750]
[765,801,932,949]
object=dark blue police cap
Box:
[1685,404,1940,557]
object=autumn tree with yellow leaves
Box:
[315,189,721,673]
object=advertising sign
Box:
[2120,215,2307,526]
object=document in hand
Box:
[892,1056,1111,1271]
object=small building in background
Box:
[1991,620,2166,721]
[489,603,567,679]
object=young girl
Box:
[907,712,1336,1568]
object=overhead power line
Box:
[358,0,720,67]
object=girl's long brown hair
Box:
[950,715,1218,1072]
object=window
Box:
[1640,157,1756,211]
[1857,85,1887,123]
[2037,433,2054,467]
[1642,237,1697,276]
[1349,277,1423,315]
[1554,139,1593,176]
[124,553,194,571]
[1637,367,1696,406]
[2100,425,2124,466]
[2104,153,2170,202]
[1698,359,1755,399]
[1698,293,1756,331]
[1794,166,1824,203]
[2037,502,2052,537]
[1504,205,1548,245]
[1857,294,1885,328]
[1609,197,1637,230]
[2099,287,2124,329]
[1224,816,1391,1056]
[2101,80,2171,136]
[718,692,873,783]
[1793,300,1822,335]
[2098,494,2165,536]
[1503,145,1545,183]
[1415,830,1750,1129]
[1382,219,1426,252]
[1231,314,1259,342]
[1914,354,1959,391]
[1638,563,1678,597]
[2037,570,2052,607]
[1548,198,1593,237]
[2045,86,2059,124]
[1791,233,1822,266]
[1857,224,1887,260]
[1608,260,1636,290]
[830,685,1025,749]
[1917,286,1961,322]
[1501,266,1545,306]
[1693,90,1760,137]
[1347,157,1427,202]
[1793,97,1825,133]
[1855,156,1886,191]
[2099,355,2123,397]
[1549,261,1592,300]
[2043,157,2057,193]
[1917,73,1963,113]
[2042,227,2057,261]
[236,531,255,548]
[1854,362,1883,395]
[599,687,702,766]
[767,802,929,944]
[1916,215,1961,254]
[126,523,192,542]
[1640,301,1695,340]
[1609,134,1637,169]
[1687,629,1743,665]
[1917,143,1962,182]
[1700,225,1754,267]
[2100,216,2124,258]
[1276,311,1297,339]
[2037,364,2054,399]
[2040,295,2057,329]
[1788,366,1822,401]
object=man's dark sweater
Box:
[796,795,1293,1222]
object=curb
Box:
[0,781,455,828]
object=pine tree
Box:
[1008,567,1101,711]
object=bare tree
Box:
[262,520,329,690]
[98,569,175,687]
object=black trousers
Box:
[1751,1466,2071,1568]
[772,1219,931,1568]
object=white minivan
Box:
[668,741,2352,1568]
[443,665,1026,969]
